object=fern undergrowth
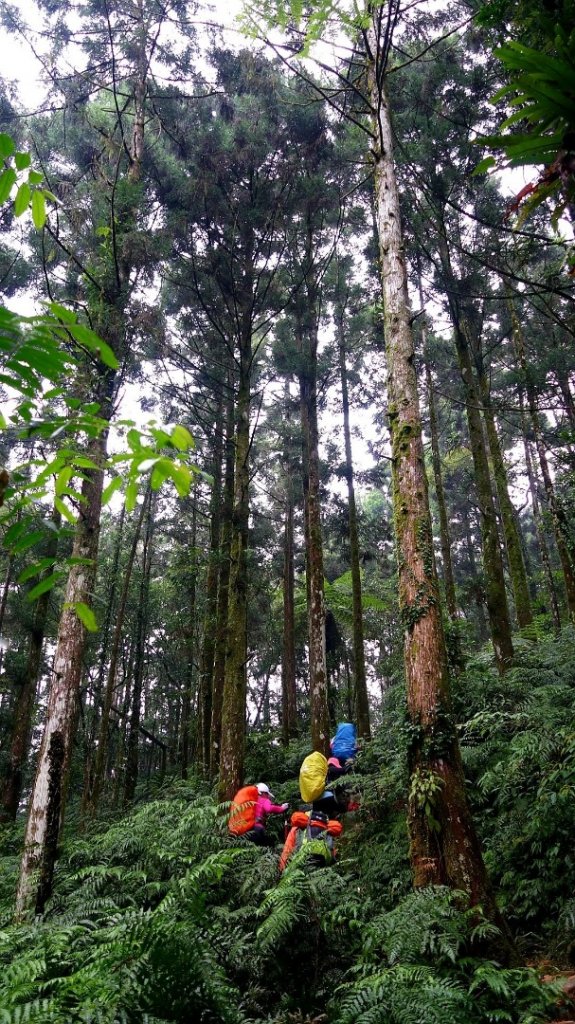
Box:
[0,629,574,1022]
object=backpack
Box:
[299,752,328,803]
[228,785,259,836]
[295,812,335,867]
[331,723,357,762]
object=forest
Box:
[0,0,574,1020]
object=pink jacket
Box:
[255,794,286,828]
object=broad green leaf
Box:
[71,602,98,632]
[28,170,43,185]
[0,167,17,204]
[4,518,30,547]
[12,530,45,554]
[0,133,15,159]
[170,424,195,451]
[14,182,31,216]
[17,558,57,583]
[27,571,64,601]
[102,476,123,505]
[127,428,144,451]
[31,190,47,230]
[472,156,496,176]
[47,302,76,323]
[150,459,172,490]
[55,467,73,496]
[150,427,172,446]
[66,322,119,368]
[170,463,192,497]
[126,478,138,512]
[0,411,6,429]
[14,152,31,171]
[54,496,77,524]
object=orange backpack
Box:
[228,785,259,836]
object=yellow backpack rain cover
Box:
[299,752,328,803]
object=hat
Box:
[328,757,341,768]
[257,782,275,799]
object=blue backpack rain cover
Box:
[331,722,357,761]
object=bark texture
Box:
[16,420,112,918]
[365,16,511,949]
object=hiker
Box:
[311,787,348,819]
[247,783,289,847]
[279,808,343,872]
[228,782,288,846]
[330,722,358,768]
[327,756,348,783]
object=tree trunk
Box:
[0,539,16,679]
[479,371,533,628]
[461,502,489,641]
[198,396,224,773]
[0,508,60,823]
[210,383,234,778]
[422,341,458,620]
[218,270,253,800]
[123,492,155,806]
[84,493,148,819]
[80,502,126,821]
[509,302,575,619]
[281,457,298,745]
[436,238,513,672]
[180,487,198,777]
[518,388,561,629]
[15,394,114,919]
[335,304,371,741]
[298,281,330,756]
[365,17,511,948]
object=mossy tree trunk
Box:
[364,14,511,946]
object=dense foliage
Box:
[0,628,573,1021]
[0,0,574,1018]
